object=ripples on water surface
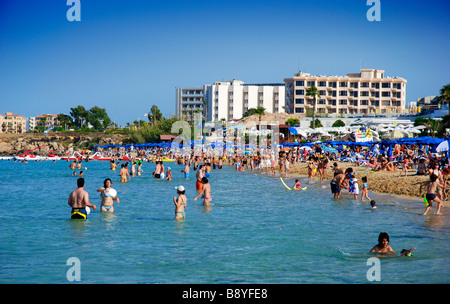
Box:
[0,160,449,283]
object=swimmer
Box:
[420,173,444,215]
[370,232,416,257]
[370,200,377,209]
[68,178,97,219]
[369,232,395,255]
[361,176,371,202]
[196,165,205,193]
[69,160,77,170]
[182,162,190,179]
[166,167,172,181]
[110,160,117,171]
[173,185,187,220]
[293,179,302,191]
[119,164,130,183]
[194,177,212,206]
[97,178,120,212]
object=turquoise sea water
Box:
[0,159,449,284]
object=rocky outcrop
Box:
[0,133,127,156]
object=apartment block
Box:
[205,80,285,122]
[284,69,407,116]
[175,87,207,123]
[35,114,61,130]
[0,112,27,133]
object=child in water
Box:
[361,176,371,202]
[293,179,302,191]
[370,232,415,256]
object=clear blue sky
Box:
[1,0,449,126]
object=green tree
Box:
[57,114,73,130]
[285,118,300,126]
[438,84,450,119]
[309,118,323,128]
[306,86,321,129]
[88,106,111,130]
[70,105,89,128]
[332,119,345,127]
[148,105,163,125]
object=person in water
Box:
[293,179,302,191]
[173,185,187,220]
[97,178,120,212]
[370,232,415,256]
[194,177,212,206]
[420,173,444,216]
[68,178,97,219]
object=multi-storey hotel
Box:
[284,69,407,116]
[0,112,27,133]
[175,87,207,123]
[205,80,285,122]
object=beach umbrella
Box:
[321,145,338,153]
[435,139,450,152]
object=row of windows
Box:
[294,98,402,106]
[295,90,401,98]
[295,80,403,89]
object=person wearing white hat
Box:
[173,185,187,220]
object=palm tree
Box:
[438,84,450,116]
[306,86,321,129]
[254,106,266,125]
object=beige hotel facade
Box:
[284,69,407,116]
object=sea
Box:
[0,159,449,284]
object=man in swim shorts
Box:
[330,169,345,199]
[421,173,444,215]
[68,178,97,219]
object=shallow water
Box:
[0,160,449,283]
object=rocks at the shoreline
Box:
[0,133,126,156]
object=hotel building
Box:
[34,114,62,130]
[205,80,285,122]
[0,112,27,133]
[284,69,407,116]
[175,87,208,123]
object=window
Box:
[296,89,305,95]
[295,98,304,104]
[350,82,359,88]
[361,82,369,88]
[295,107,304,113]
[328,91,336,97]
[339,90,348,96]
[339,99,347,105]
[318,99,326,104]
[361,91,369,97]
[339,82,348,87]
[382,91,391,97]
[296,80,304,86]
[318,81,326,87]
[371,83,380,89]
[382,83,391,88]
[319,90,326,95]
[328,81,337,88]
[328,99,336,106]
[361,100,369,105]
[307,81,316,87]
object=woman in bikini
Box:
[173,185,187,220]
[97,178,120,212]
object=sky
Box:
[1,0,449,126]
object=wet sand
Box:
[285,161,450,208]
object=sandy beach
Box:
[286,160,450,208]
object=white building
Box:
[205,80,285,122]
[284,69,407,116]
[175,87,207,123]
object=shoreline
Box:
[282,160,450,208]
